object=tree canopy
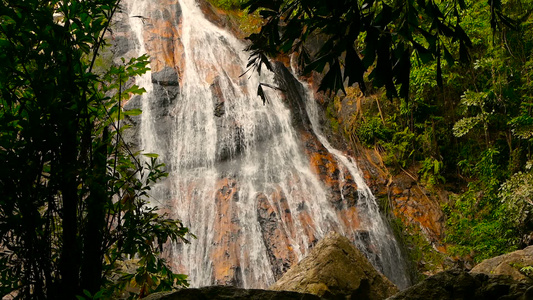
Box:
[243,0,522,99]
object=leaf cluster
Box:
[243,0,481,99]
[323,0,533,263]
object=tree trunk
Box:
[81,127,108,294]
[59,114,81,299]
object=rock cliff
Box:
[116,0,409,288]
[388,269,533,300]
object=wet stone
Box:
[151,66,179,86]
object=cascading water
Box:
[301,73,410,289]
[124,0,410,289]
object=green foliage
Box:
[208,0,247,10]
[382,126,417,170]
[499,170,533,233]
[439,0,533,262]
[355,117,389,147]
[444,147,520,261]
[95,156,191,299]
[453,91,492,138]
[76,289,105,300]
[240,0,526,98]
[520,265,533,278]
[444,198,519,261]
[418,158,446,188]
[390,216,445,281]
[317,0,533,265]
[205,0,263,35]
[325,100,341,133]
[0,0,190,299]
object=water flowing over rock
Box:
[121,0,410,289]
[330,93,447,254]
[270,232,399,299]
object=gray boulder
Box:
[269,231,399,299]
[151,67,179,86]
[471,246,533,283]
[387,269,533,300]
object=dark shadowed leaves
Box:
[319,59,345,95]
[344,46,366,93]
[241,0,517,100]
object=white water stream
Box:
[125,0,410,289]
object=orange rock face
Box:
[355,148,447,250]
[198,0,243,39]
[210,178,243,285]
[141,0,184,75]
[300,130,361,230]
[256,192,299,280]
[387,173,446,249]
[325,101,448,253]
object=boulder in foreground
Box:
[388,268,532,300]
[471,246,533,283]
[143,286,322,300]
[269,231,399,299]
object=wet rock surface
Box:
[331,93,448,253]
[151,66,180,86]
[210,178,244,286]
[270,232,399,299]
[109,0,183,161]
[197,0,248,39]
[384,170,447,251]
[274,62,313,131]
[256,191,299,280]
[300,130,359,212]
[141,0,184,74]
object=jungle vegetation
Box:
[233,0,533,265]
[1,0,533,298]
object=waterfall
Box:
[301,72,410,289]
[124,0,410,289]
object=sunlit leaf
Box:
[123,108,142,116]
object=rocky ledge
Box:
[146,234,533,300]
[143,286,322,300]
[148,232,398,300]
[389,268,533,300]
